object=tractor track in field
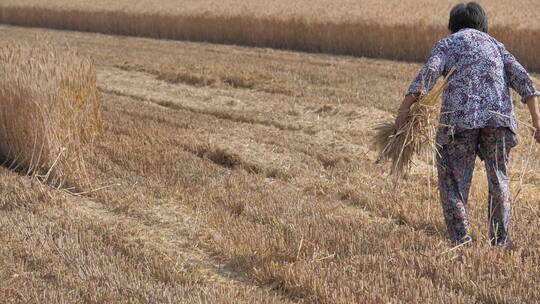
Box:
[98,87,301,132]
[65,194,300,303]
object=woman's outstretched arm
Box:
[498,41,540,104]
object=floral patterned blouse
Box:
[407,28,540,145]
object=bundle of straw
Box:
[373,70,454,176]
[0,43,102,189]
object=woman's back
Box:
[445,28,505,85]
[407,28,536,145]
[439,29,512,143]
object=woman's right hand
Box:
[394,111,408,132]
[394,94,418,131]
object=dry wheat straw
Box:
[0,43,102,188]
[373,70,453,176]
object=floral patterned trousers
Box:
[437,126,517,246]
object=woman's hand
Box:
[394,110,409,132]
[394,94,418,131]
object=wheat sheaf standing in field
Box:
[0,43,102,189]
[373,70,454,176]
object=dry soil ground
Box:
[0,26,540,303]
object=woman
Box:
[395,2,540,247]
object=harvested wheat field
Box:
[0,12,540,304]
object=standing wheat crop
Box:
[0,43,102,189]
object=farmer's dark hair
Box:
[448,2,489,33]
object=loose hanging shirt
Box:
[406,28,540,145]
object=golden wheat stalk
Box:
[373,70,454,176]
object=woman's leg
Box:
[437,129,479,243]
[478,127,515,247]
